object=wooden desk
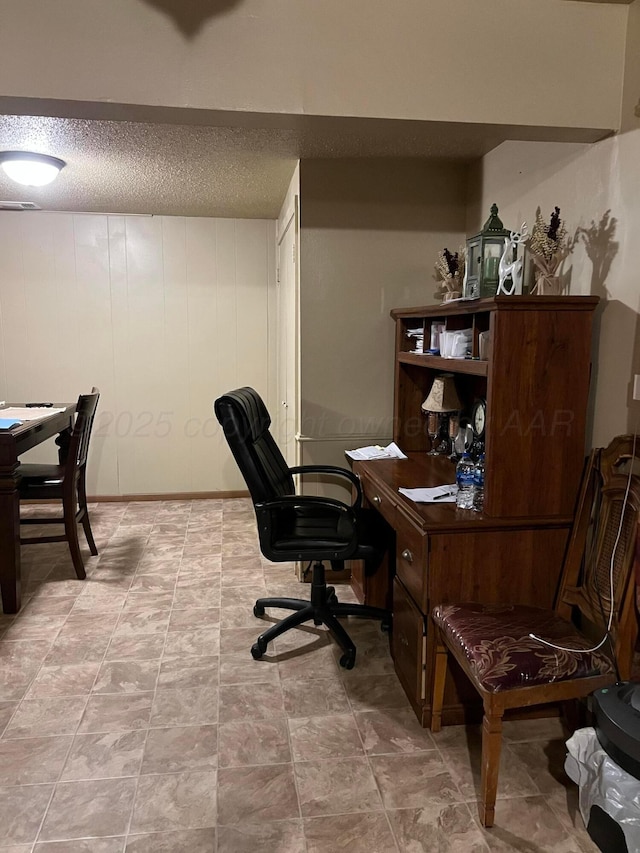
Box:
[0,404,75,613]
[352,454,573,727]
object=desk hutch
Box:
[351,296,599,726]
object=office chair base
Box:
[250,564,391,669]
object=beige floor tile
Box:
[342,673,412,711]
[289,713,364,761]
[4,696,87,738]
[441,744,541,802]
[277,644,342,681]
[43,634,111,665]
[477,795,588,852]
[218,681,284,723]
[370,752,463,810]
[281,676,351,718]
[150,686,219,727]
[78,693,154,733]
[39,777,137,841]
[25,663,101,698]
[355,707,437,755]
[141,724,218,774]
[387,803,490,852]
[0,499,604,852]
[162,627,220,658]
[106,634,165,661]
[60,730,146,780]
[168,607,220,631]
[218,719,291,767]
[92,660,160,694]
[113,608,171,636]
[157,655,219,690]
[124,828,215,852]
[0,699,18,734]
[304,812,397,853]
[217,764,299,824]
[35,839,126,852]
[130,770,217,833]
[0,735,73,785]
[218,652,280,684]
[295,757,382,817]
[0,784,54,846]
[217,820,304,853]
[219,627,265,656]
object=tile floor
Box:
[0,498,600,852]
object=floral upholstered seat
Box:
[432,602,615,694]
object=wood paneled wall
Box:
[0,212,276,496]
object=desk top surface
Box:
[353,452,573,533]
[0,403,75,438]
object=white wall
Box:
[467,1,640,448]
[0,211,276,496]
[0,0,628,132]
[468,132,640,447]
[298,159,468,495]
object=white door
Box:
[277,203,298,466]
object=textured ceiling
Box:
[0,110,611,219]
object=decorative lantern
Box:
[464,204,510,299]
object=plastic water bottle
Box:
[455,453,475,509]
[473,454,485,512]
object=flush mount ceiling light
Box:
[0,151,66,187]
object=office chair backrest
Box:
[214,387,294,504]
[68,389,100,475]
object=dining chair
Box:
[430,434,640,827]
[214,386,391,669]
[19,389,101,579]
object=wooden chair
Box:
[430,434,640,828]
[19,389,100,579]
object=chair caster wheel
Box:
[328,592,339,605]
[253,603,265,618]
[381,616,392,633]
[251,638,267,659]
[339,651,356,670]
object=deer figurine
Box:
[497,223,528,296]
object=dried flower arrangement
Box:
[528,206,570,295]
[434,246,465,302]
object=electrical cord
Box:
[529,430,637,656]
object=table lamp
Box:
[421,373,462,455]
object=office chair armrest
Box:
[256,494,354,514]
[288,465,362,508]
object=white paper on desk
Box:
[0,407,67,420]
[398,485,458,503]
[345,441,408,461]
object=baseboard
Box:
[87,490,250,503]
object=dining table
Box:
[0,402,76,613]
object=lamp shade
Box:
[0,151,66,187]
[421,373,462,413]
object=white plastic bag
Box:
[565,727,640,852]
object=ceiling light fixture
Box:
[0,151,66,187]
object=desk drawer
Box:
[360,473,396,527]
[392,577,427,704]
[395,508,427,612]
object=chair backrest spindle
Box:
[65,389,100,481]
[556,434,640,664]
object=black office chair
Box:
[214,387,391,669]
[19,389,100,579]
